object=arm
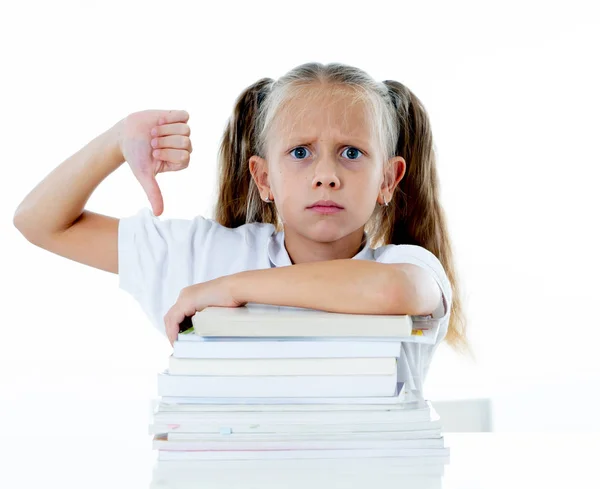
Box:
[13,109,192,275]
[13,122,125,274]
[230,259,442,316]
[164,259,443,344]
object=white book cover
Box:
[152,402,437,424]
[157,446,450,461]
[156,382,420,405]
[149,417,443,435]
[173,337,404,358]
[153,433,445,451]
[152,409,434,426]
[152,397,425,414]
[157,371,398,398]
[167,356,396,376]
[191,305,413,338]
[165,428,443,443]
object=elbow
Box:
[13,211,30,238]
[13,205,24,229]
[14,211,43,246]
[13,204,32,235]
[385,264,440,316]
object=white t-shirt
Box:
[118,207,452,391]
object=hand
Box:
[163,277,247,346]
[117,109,193,216]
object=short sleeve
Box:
[374,244,452,322]
[117,208,219,337]
[118,207,275,337]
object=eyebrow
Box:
[284,136,372,148]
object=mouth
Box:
[307,200,344,214]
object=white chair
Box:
[430,398,492,432]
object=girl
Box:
[14,62,470,390]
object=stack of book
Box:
[148,304,448,470]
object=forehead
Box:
[271,85,374,147]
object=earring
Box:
[263,196,272,203]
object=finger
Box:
[152,122,191,137]
[138,172,164,216]
[152,148,190,166]
[166,311,184,345]
[151,134,192,151]
[167,323,177,346]
[164,311,176,346]
[158,110,189,126]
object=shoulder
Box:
[374,244,445,281]
[118,207,276,261]
[119,207,275,242]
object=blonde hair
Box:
[214,62,472,357]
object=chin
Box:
[304,221,352,243]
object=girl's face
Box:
[250,86,405,249]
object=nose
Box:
[311,157,341,189]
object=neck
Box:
[282,226,366,264]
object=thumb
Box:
[138,172,164,216]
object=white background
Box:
[2,0,599,445]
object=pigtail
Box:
[214,77,278,228]
[382,80,471,357]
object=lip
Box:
[307,200,344,214]
[307,200,344,209]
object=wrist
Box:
[227,270,252,305]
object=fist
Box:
[118,109,192,216]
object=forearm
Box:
[13,119,125,238]
[230,259,421,316]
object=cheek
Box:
[356,169,382,194]
[270,172,301,210]
[273,167,308,195]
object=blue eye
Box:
[342,147,363,160]
[290,147,310,159]
[289,146,364,160]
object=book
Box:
[157,382,417,405]
[157,446,450,461]
[153,398,423,413]
[152,404,435,425]
[167,356,396,376]
[191,305,413,338]
[165,428,443,442]
[157,371,399,398]
[149,417,443,435]
[173,336,404,358]
[151,455,448,470]
[152,433,445,451]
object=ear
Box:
[249,155,272,201]
[379,156,406,205]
